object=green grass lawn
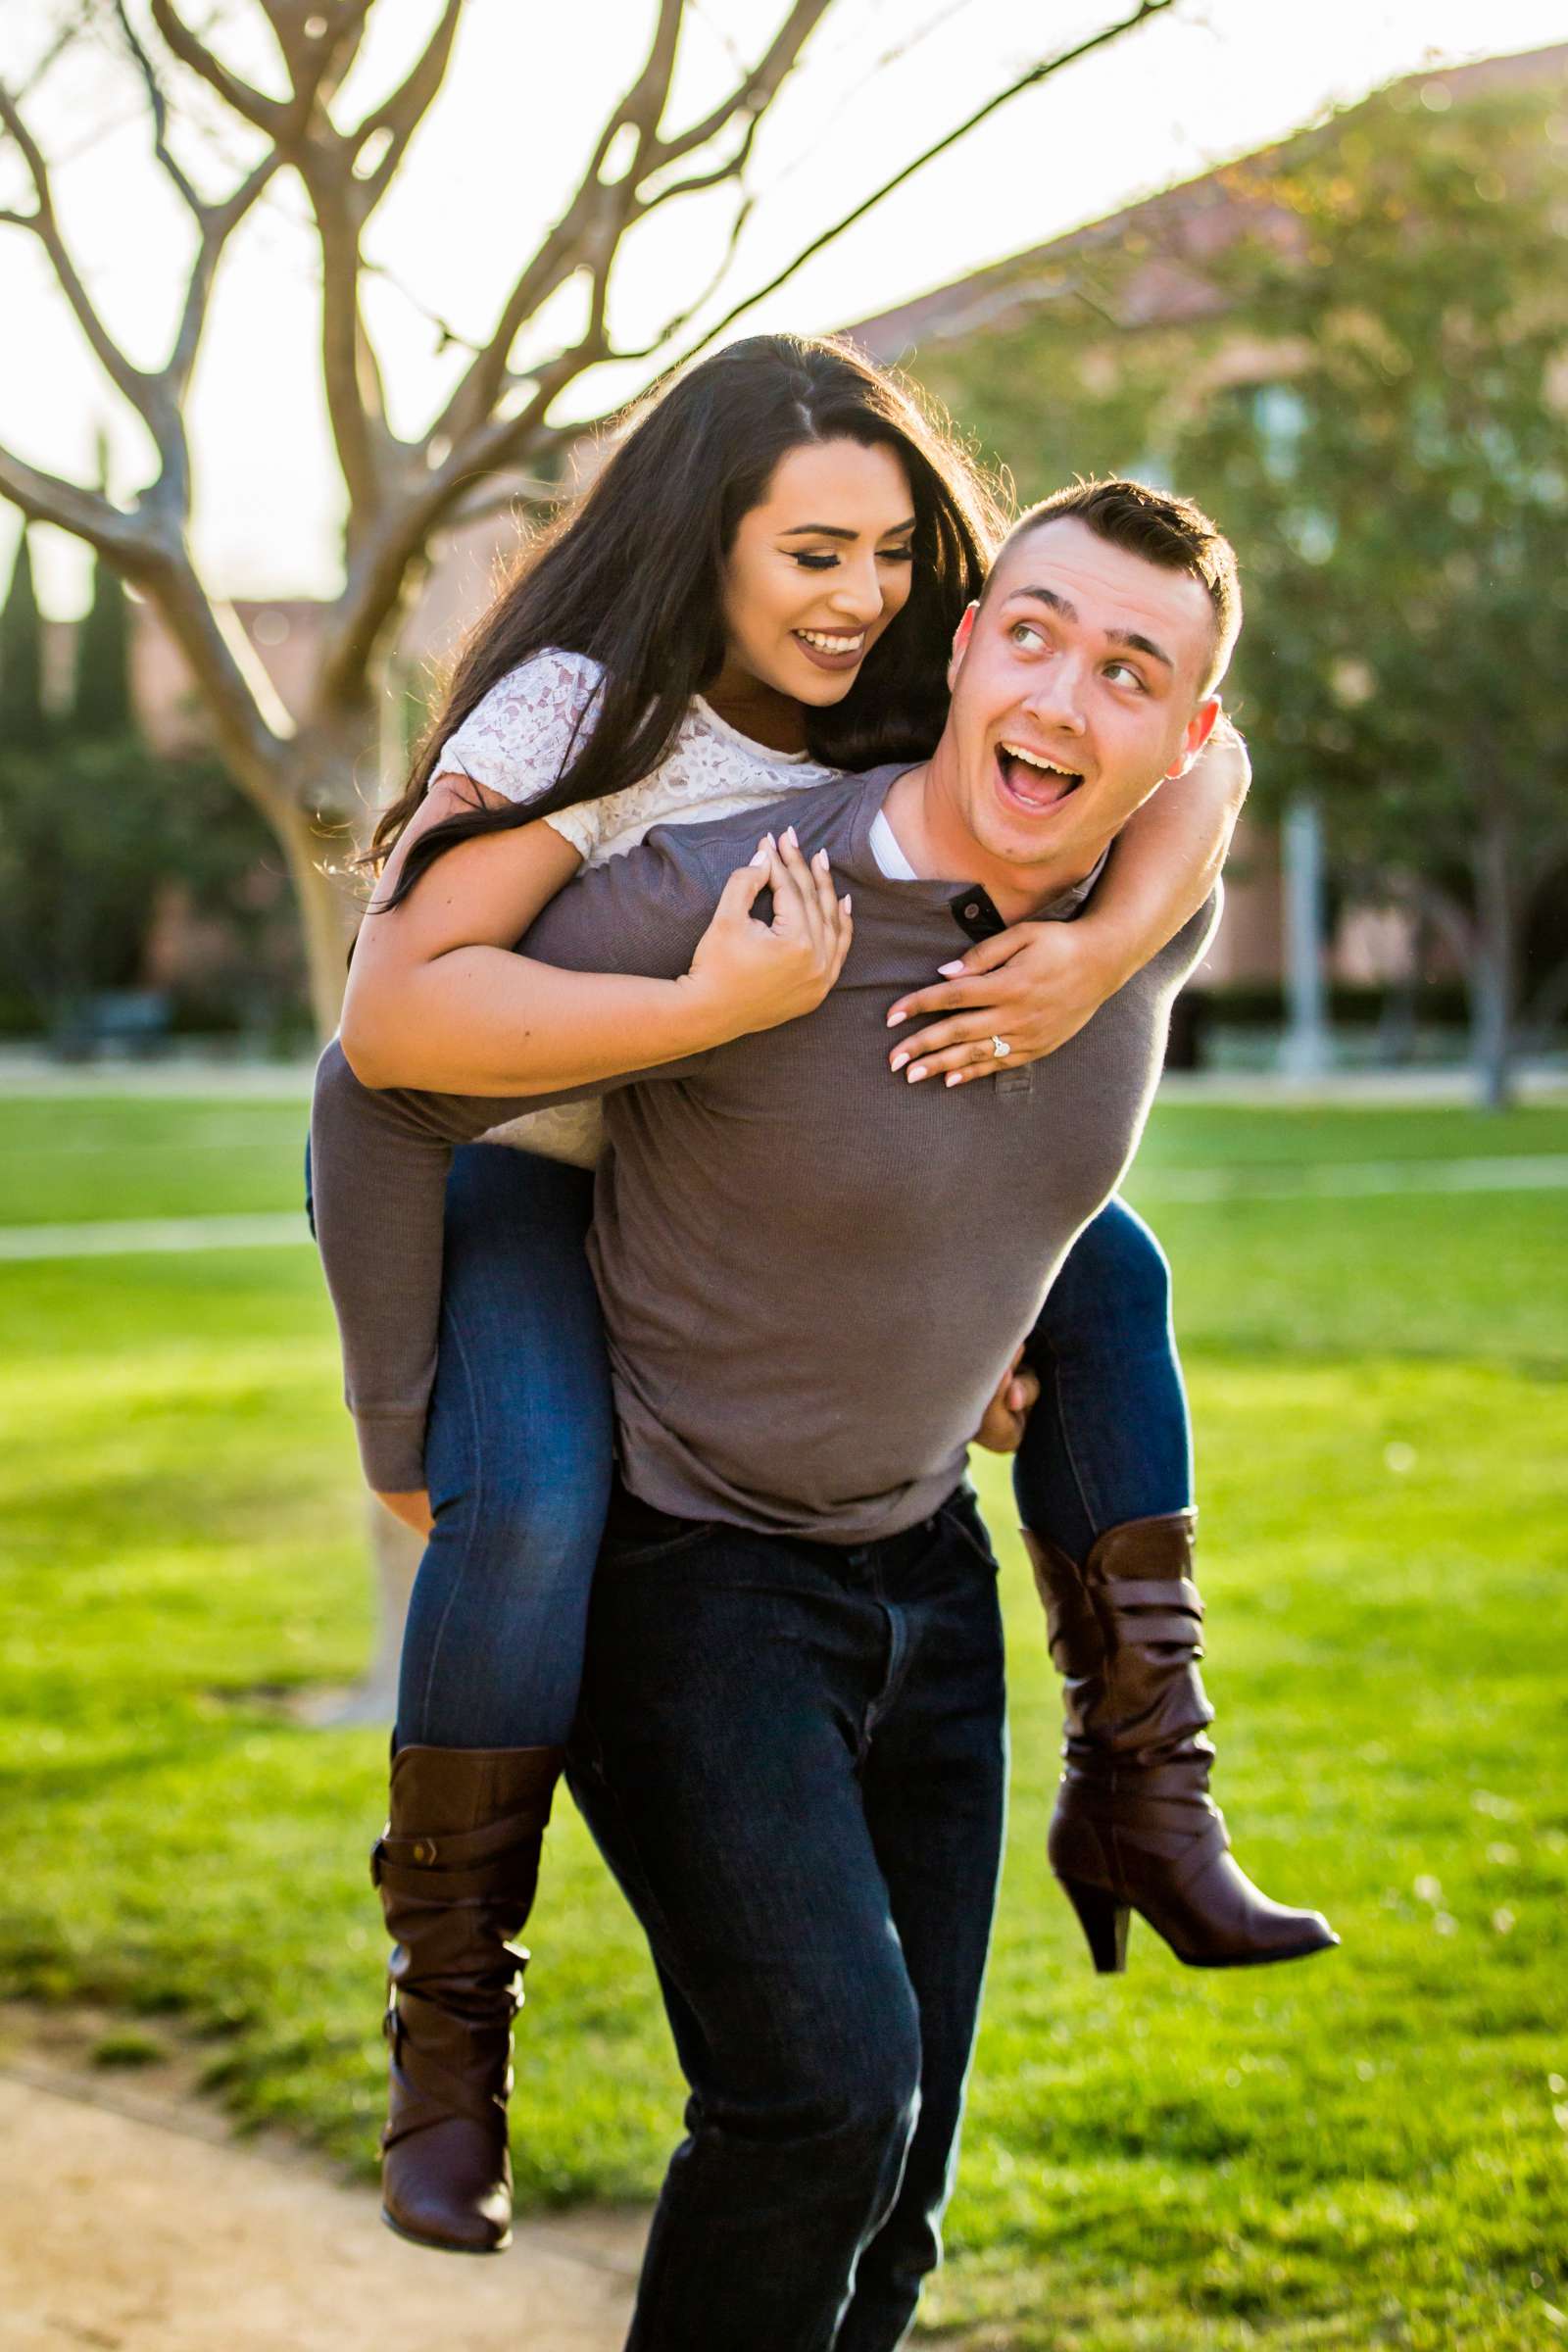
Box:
[2,1092,1565,2348]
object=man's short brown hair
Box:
[993,476,1242,697]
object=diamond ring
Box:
[990,1035,1011,1059]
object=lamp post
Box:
[1280,796,1330,1079]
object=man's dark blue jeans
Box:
[566,1482,1008,2352]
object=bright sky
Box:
[3,0,1563,612]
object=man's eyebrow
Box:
[1004,585,1077,620]
[1004,586,1175,671]
[777,517,917,541]
[1106,628,1174,671]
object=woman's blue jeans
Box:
[393,1145,1195,1750]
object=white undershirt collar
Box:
[868,806,919,881]
[867,797,1108,920]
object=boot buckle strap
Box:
[1098,1576,1202,1616]
[375,1804,551,1876]
[1101,1610,1203,1648]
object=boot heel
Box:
[1059,1877,1130,1975]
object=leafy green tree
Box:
[0,529,301,1040]
[73,540,132,740]
[0,524,48,751]
[919,70,1568,1102]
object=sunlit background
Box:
[2,8,1565,2347]
[3,0,1564,602]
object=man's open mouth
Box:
[995,741,1084,812]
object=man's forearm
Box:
[1078,725,1249,989]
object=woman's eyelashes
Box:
[788,544,915,571]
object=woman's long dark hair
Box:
[371,333,1004,907]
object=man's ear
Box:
[1166,695,1221,779]
[947,601,979,690]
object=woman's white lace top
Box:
[434,649,838,1167]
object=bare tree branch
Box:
[611,184,758,366]
[636,107,763,217]
[248,4,403,527]
[320,370,587,704]
[12,10,282,519]
[438,470,562,533]
[669,0,1179,368]
[0,436,291,809]
[351,0,463,209]
[651,0,831,170]
[257,0,375,104]
[147,0,289,135]
[112,0,204,214]
[302,152,395,521]
[149,559,299,793]
[10,7,97,112]
[164,145,280,404]
[422,0,687,459]
[0,437,157,567]
[0,78,158,423]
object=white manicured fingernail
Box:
[782,825,798,849]
[890,1052,908,1073]
[750,848,768,868]
[886,1008,906,1027]
[945,1072,962,1088]
[937,960,964,977]
[907,1064,927,1084]
[841,894,851,912]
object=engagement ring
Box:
[990,1036,1011,1059]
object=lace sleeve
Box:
[435,648,605,812]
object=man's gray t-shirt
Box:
[312,767,1216,1541]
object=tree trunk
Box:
[1279,797,1331,1078]
[277,803,363,1040]
[298,1503,422,1730]
[1470,775,1516,1114]
[274,699,387,1041]
[277,723,417,1723]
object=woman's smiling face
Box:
[716,438,917,712]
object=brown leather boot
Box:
[1024,1515,1337,1973]
[371,1742,564,2253]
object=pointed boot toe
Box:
[1026,1519,1339,1973]
[381,2112,514,2253]
[1161,1840,1340,1968]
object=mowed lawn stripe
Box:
[1137,1152,1568,1200]
[0,1213,311,1259]
[2,1152,1564,1258]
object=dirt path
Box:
[0,2014,644,2351]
